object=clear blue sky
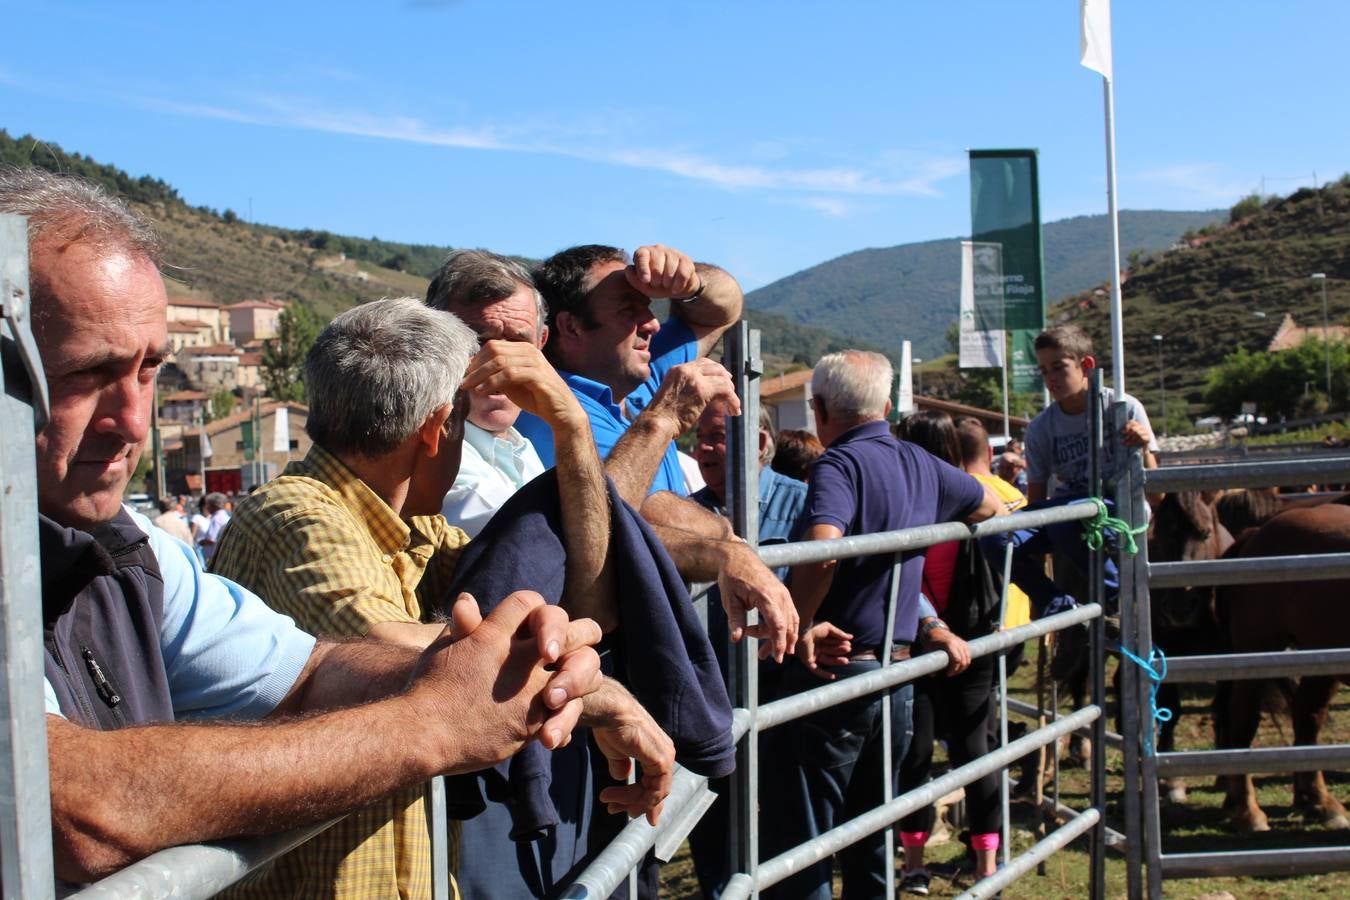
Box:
[3,1,1344,290]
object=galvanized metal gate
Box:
[1115,454,1350,898]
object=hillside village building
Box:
[163,401,310,495]
[167,296,232,345]
[226,299,286,343]
[177,344,243,393]
[760,367,1028,437]
[1266,313,1350,352]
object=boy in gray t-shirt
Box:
[1008,326,1157,674]
[1025,325,1158,500]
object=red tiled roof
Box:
[162,390,207,402]
[238,353,263,366]
[167,320,211,333]
[1267,314,1350,352]
[225,299,287,311]
[760,369,813,400]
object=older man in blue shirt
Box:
[766,350,1002,900]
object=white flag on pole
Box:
[1080,0,1113,79]
[272,406,290,453]
[897,341,915,414]
[200,426,213,460]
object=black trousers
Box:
[898,655,1001,837]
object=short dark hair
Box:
[532,244,628,340]
[1034,324,1094,361]
[425,249,547,341]
[772,429,824,482]
[954,416,991,466]
[157,497,177,514]
[895,410,961,467]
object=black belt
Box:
[849,641,912,662]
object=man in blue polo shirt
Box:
[767,350,1002,900]
[518,243,799,662]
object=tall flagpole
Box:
[1103,77,1125,395]
[1082,0,1125,396]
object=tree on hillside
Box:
[261,305,322,403]
[1205,337,1350,419]
[205,388,238,423]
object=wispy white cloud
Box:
[17,74,966,202]
[1135,163,1253,206]
[783,196,855,218]
[136,90,967,199]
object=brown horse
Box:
[1215,503,1350,832]
[1146,491,1233,802]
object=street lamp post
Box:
[1153,334,1166,435]
[1312,273,1330,401]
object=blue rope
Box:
[1113,643,1172,756]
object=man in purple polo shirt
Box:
[767,350,1002,900]
[517,243,799,662]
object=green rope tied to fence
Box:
[1080,497,1149,555]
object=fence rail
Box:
[58,820,342,899]
[756,502,1099,570]
[1160,847,1350,879]
[1166,648,1350,682]
[562,604,1103,899]
[1154,745,1350,778]
[1149,553,1350,588]
[1144,457,1350,491]
[720,707,1103,900]
[955,808,1102,900]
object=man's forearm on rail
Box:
[553,417,617,631]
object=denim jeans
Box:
[1003,495,1120,618]
[763,658,915,900]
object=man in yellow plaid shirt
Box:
[213,297,674,899]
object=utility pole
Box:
[1153,334,1166,435]
[1312,273,1330,401]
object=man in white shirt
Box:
[197,491,231,561]
[429,251,568,537]
[437,279,549,535]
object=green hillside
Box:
[745,209,1223,360]
[1049,178,1350,420]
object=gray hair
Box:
[759,405,777,467]
[425,249,547,342]
[0,166,161,262]
[304,297,479,458]
[812,350,893,420]
[203,492,229,513]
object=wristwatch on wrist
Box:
[673,279,705,303]
[918,618,949,642]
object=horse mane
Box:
[1216,489,1280,536]
[1159,490,1213,538]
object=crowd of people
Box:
[7,165,1156,899]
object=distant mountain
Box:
[745,209,1224,360]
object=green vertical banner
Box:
[969,150,1047,392]
[241,420,255,462]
